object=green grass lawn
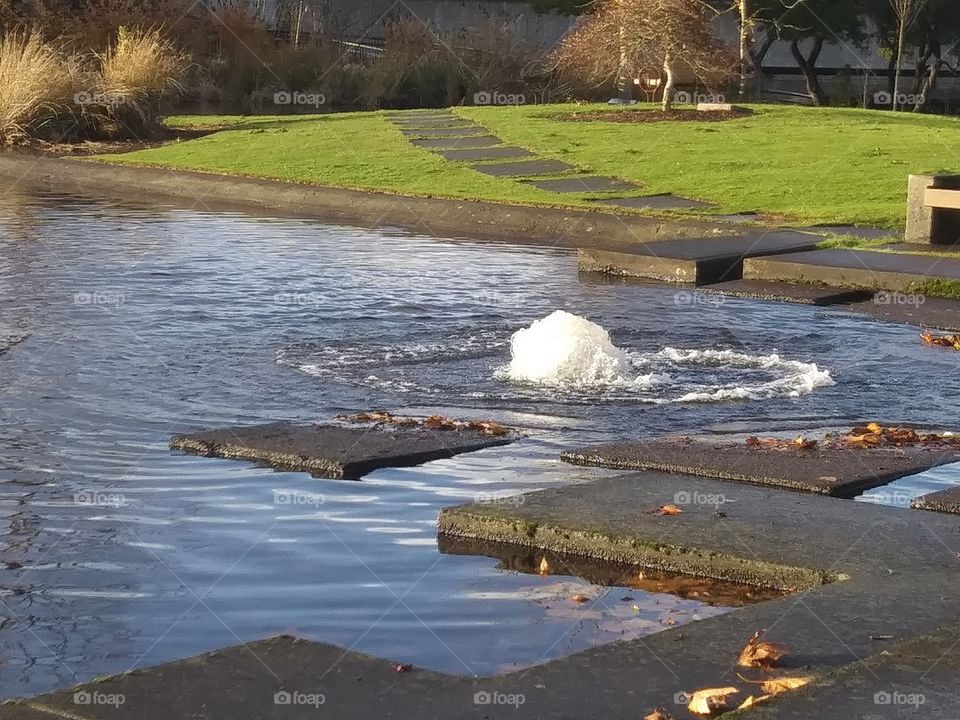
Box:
[95,104,960,229]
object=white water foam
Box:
[500,312,833,403]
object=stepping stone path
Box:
[594,195,715,210]
[438,147,534,162]
[524,176,641,193]
[399,126,490,137]
[912,485,960,514]
[410,135,502,149]
[473,159,575,177]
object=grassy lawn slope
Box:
[97,104,960,228]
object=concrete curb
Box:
[0,154,739,250]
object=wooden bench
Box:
[906,174,960,244]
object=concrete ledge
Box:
[744,248,960,292]
[0,154,740,250]
[912,485,960,514]
[170,421,515,480]
[559,438,960,497]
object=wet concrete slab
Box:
[13,471,960,718]
[844,293,960,331]
[437,146,533,162]
[593,194,714,210]
[170,421,515,480]
[523,176,641,193]
[410,135,502,149]
[472,159,575,177]
[577,231,820,285]
[749,624,960,719]
[911,485,960,514]
[560,437,960,497]
[744,248,960,291]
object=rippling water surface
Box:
[1,190,959,697]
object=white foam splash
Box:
[500,312,834,403]
[502,310,639,386]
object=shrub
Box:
[0,32,79,143]
[96,26,188,137]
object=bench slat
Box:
[924,188,960,210]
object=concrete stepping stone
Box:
[390,119,478,129]
[744,248,960,291]
[410,135,501,150]
[472,159,574,177]
[912,485,960,514]
[399,126,489,137]
[559,437,960,497]
[578,230,820,285]
[171,421,515,480]
[798,224,898,240]
[703,279,873,306]
[524,176,641,193]
[593,194,714,210]
[437,146,534,162]
[712,212,762,223]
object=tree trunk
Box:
[790,38,829,106]
[617,18,631,101]
[738,0,749,99]
[892,18,907,110]
[662,53,675,111]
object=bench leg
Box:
[906,174,960,244]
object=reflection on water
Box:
[1,190,959,697]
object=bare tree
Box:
[889,0,927,110]
[553,0,736,111]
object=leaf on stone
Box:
[746,435,816,450]
[571,594,590,603]
[654,504,683,516]
[644,709,674,720]
[921,331,960,350]
[395,663,413,672]
[538,557,550,576]
[737,694,771,710]
[686,687,739,716]
[737,629,788,669]
[759,676,813,695]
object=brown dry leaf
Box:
[394,663,413,672]
[760,676,814,695]
[921,331,960,350]
[840,422,959,449]
[686,687,739,716]
[746,436,817,450]
[738,629,789,669]
[654,504,683,516]
[538,557,550,576]
[423,414,458,430]
[571,594,590,604]
[466,420,510,437]
[644,710,674,720]
[737,694,771,710]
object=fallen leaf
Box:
[746,435,816,450]
[571,594,590,603]
[737,694,771,710]
[644,709,674,720]
[760,676,813,695]
[686,687,739,716]
[921,331,960,351]
[538,557,550,576]
[395,663,413,672]
[738,629,789,669]
[654,504,683,516]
